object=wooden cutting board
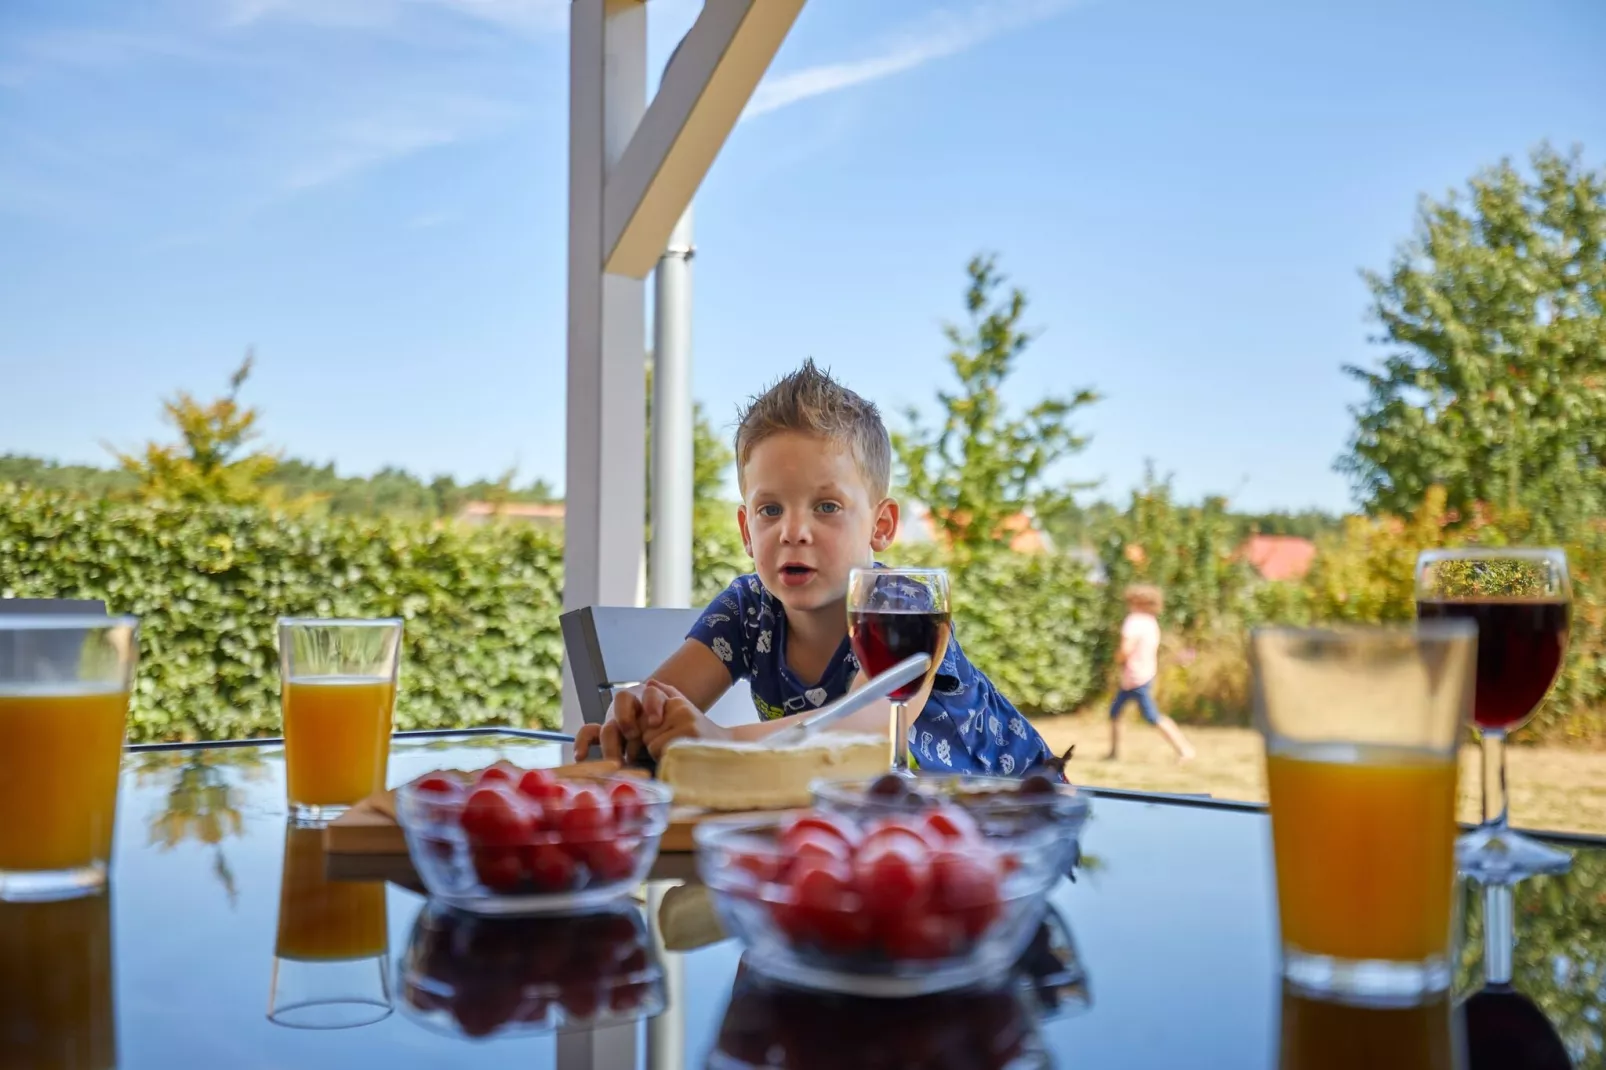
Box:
[322,760,767,858]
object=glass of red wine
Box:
[1415,548,1572,881]
[847,567,951,774]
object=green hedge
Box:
[1,485,1110,741]
[1,485,567,741]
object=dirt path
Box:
[1033,714,1606,836]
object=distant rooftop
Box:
[1238,534,1317,582]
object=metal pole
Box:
[650,206,695,609]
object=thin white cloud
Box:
[281,99,516,191]
[745,0,1083,120]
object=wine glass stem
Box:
[1481,727,1509,831]
[890,701,910,773]
[1483,882,1514,986]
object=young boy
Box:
[1105,584,1195,763]
[572,359,1058,777]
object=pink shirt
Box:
[1119,611,1161,690]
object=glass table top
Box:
[2,732,1601,1069]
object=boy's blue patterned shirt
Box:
[685,572,1056,776]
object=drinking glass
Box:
[278,618,403,825]
[847,568,950,774]
[1415,548,1572,880]
[0,615,139,901]
[0,892,118,1068]
[268,825,391,1029]
[1252,623,1476,1003]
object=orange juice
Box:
[275,825,387,961]
[1267,744,1458,963]
[0,893,117,1069]
[0,687,128,873]
[282,676,394,808]
[1280,986,1460,1070]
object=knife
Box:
[761,653,932,748]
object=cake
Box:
[657,733,887,811]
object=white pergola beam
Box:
[601,0,805,279]
[563,0,649,738]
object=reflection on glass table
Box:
[0,891,117,1069]
[398,899,665,1038]
[268,825,391,1029]
[1456,878,1576,1070]
[710,957,1051,1070]
[1277,984,1460,1070]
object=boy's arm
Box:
[651,639,738,712]
[573,639,735,759]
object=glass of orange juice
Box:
[0,615,139,901]
[0,892,118,1067]
[277,618,402,825]
[269,825,391,1029]
[1252,622,1477,1004]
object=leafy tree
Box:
[111,353,280,506]
[0,454,136,497]
[895,255,1100,565]
[1339,145,1606,539]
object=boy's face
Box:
[737,431,897,615]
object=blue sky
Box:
[2,0,1603,512]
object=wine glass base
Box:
[1456,826,1572,882]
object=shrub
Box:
[0,484,568,741]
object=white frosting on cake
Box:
[658,732,887,811]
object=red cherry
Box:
[920,807,980,844]
[789,856,869,952]
[556,787,614,844]
[472,846,526,892]
[780,815,858,852]
[475,763,519,787]
[609,781,647,827]
[853,836,933,919]
[583,840,638,883]
[414,774,462,795]
[609,981,652,1013]
[732,849,789,885]
[789,829,854,866]
[858,822,931,858]
[525,844,579,892]
[460,786,536,848]
[883,911,963,960]
[517,768,566,804]
[558,984,601,1021]
[930,850,1003,939]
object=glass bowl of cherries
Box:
[695,799,1072,997]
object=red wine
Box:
[1416,599,1569,729]
[849,610,950,701]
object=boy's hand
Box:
[573,689,648,762]
[639,680,731,759]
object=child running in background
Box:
[1105,584,1196,763]
[573,359,1058,777]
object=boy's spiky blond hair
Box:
[735,359,891,499]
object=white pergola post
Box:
[562,0,806,733]
[560,5,808,1069]
[563,0,650,743]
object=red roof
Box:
[1239,535,1316,581]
